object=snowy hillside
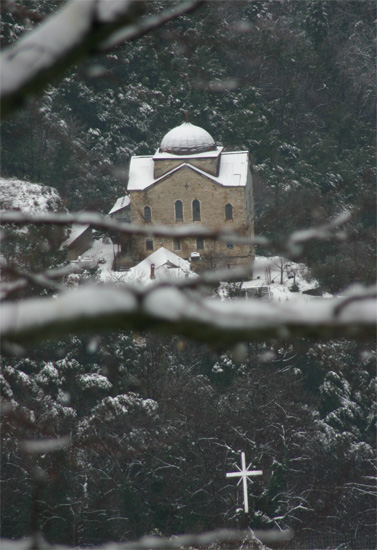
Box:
[0,177,68,270]
[0,177,66,213]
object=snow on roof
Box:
[127,151,249,191]
[124,247,196,285]
[0,177,64,213]
[62,223,90,248]
[127,156,154,191]
[108,195,130,215]
[159,122,216,155]
[153,146,223,161]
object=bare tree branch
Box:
[0,263,82,299]
[0,0,203,118]
[1,283,376,347]
[100,0,205,50]
[0,210,263,245]
[0,210,351,253]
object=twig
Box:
[0,210,351,253]
[0,263,82,299]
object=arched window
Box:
[225,203,233,220]
[144,206,151,222]
[193,199,201,221]
[175,200,183,221]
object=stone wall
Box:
[154,156,220,179]
[130,165,254,270]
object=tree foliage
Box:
[0,1,376,549]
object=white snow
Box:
[127,151,249,191]
[153,146,223,161]
[2,282,375,344]
[69,238,115,278]
[125,247,194,284]
[108,195,130,215]
[61,223,91,248]
[79,373,112,390]
[78,240,196,285]
[159,122,216,154]
[103,246,196,285]
[0,177,65,213]
[241,255,329,302]
[72,237,324,302]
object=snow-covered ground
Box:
[65,239,115,283]
[241,255,330,302]
[78,239,326,300]
[68,241,195,285]
[116,246,195,285]
[77,242,196,285]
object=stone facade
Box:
[112,122,254,272]
[130,166,253,270]
[153,153,221,179]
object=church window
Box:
[175,200,183,221]
[146,239,154,251]
[225,203,233,220]
[144,206,151,222]
[226,241,234,249]
[173,238,181,250]
[196,237,204,250]
[193,199,201,221]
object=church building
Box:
[110,121,254,271]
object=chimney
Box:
[150,263,155,279]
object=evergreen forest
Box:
[1,1,376,549]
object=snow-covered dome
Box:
[159,122,216,155]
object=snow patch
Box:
[0,177,65,213]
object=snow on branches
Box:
[1,282,376,348]
[1,210,375,347]
[0,0,203,118]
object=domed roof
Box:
[159,122,216,155]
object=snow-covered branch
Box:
[0,0,203,118]
[1,527,293,550]
[1,283,376,347]
[0,263,84,300]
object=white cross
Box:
[226,452,263,514]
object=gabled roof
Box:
[127,247,195,284]
[109,195,130,215]
[61,224,91,248]
[127,151,249,191]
